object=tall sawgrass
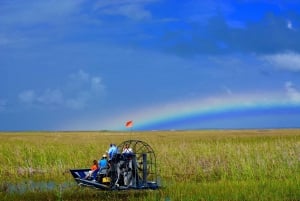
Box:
[0,129,299,200]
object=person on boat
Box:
[85,159,99,179]
[122,143,134,186]
[107,143,118,160]
[98,154,108,170]
[122,143,133,155]
[97,154,109,182]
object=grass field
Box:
[0,129,299,201]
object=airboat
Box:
[70,140,160,190]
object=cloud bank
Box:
[18,70,105,110]
[262,52,300,72]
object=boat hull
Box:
[70,168,159,190]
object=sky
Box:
[1,0,300,131]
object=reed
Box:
[0,129,299,200]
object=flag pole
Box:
[125,120,133,138]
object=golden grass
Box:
[1,129,299,200]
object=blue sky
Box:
[1,0,300,131]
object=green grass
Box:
[0,129,299,200]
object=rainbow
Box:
[112,94,300,131]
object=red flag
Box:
[125,120,133,128]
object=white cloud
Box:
[19,90,36,104]
[18,70,105,110]
[36,89,64,105]
[287,20,293,30]
[94,0,157,20]
[285,81,300,102]
[262,52,300,72]
[91,77,105,92]
[66,69,105,92]
[69,69,90,82]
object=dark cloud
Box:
[157,12,300,56]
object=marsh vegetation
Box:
[1,129,299,200]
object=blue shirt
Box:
[108,145,118,159]
[99,158,108,169]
